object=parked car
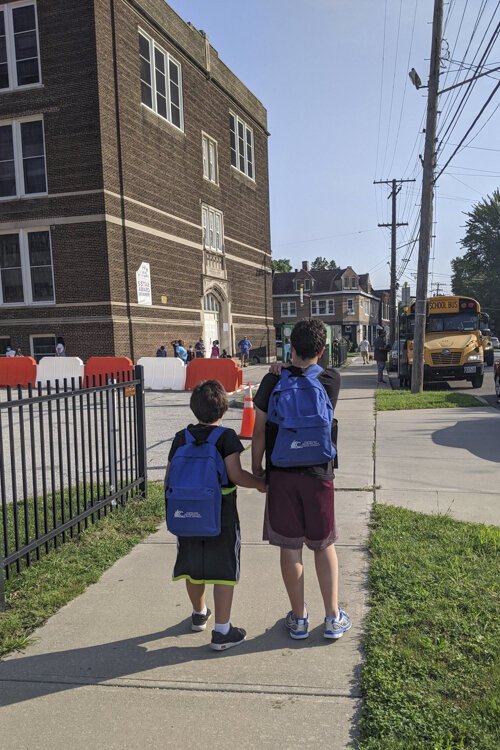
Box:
[491,336,500,350]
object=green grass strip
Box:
[360,504,500,750]
[0,483,165,657]
[375,390,482,411]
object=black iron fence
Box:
[0,365,147,608]
[332,341,348,368]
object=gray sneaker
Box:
[191,608,212,632]
[285,610,309,640]
[324,609,352,640]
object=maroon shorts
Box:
[264,471,337,551]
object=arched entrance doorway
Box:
[203,292,221,348]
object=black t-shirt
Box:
[254,366,340,480]
[168,424,244,491]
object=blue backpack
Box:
[267,365,336,468]
[166,426,229,537]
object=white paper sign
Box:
[223,323,229,332]
[136,262,152,306]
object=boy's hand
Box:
[252,466,265,478]
[269,362,289,376]
[255,477,266,493]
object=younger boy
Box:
[252,319,351,641]
[165,380,265,651]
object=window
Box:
[343,277,350,289]
[281,301,296,317]
[0,336,11,355]
[351,277,357,288]
[229,112,254,179]
[139,30,183,130]
[311,299,335,315]
[202,205,223,253]
[30,334,55,361]
[202,133,218,183]
[0,116,47,198]
[304,278,311,291]
[0,2,41,92]
[347,299,354,314]
[0,229,54,305]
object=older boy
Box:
[252,319,351,641]
[166,380,265,650]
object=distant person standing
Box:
[283,338,291,363]
[373,331,390,383]
[171,340,179,358]
[186,345,195,362]
[211,340,220,358]
[15,348,23,357]
[5,345,16,357]
[55,337,66,357]
[359,337,370,364]
[238,336,252,367]
[156,345,167,357]
[176,339,188,364]
[195,338,205,358]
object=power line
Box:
[273,228,378,249]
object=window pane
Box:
[208,141,216,181]
[14,30,37,60]
[23,156,46,193]
[0,161,16,197]
[31,266,54,302]
[155,69,166,97]
[32,336,56,359]
[21,120,44,157]
[0,233,21,267]
[156,93,167,119]
[171,105,181,128]
[202,137,208,178]
[141,82,152,108]
[169,59,179,85]
[140,56,151,85]
[0,124,14,160]
[0,65,8,89]
[170,81,180,107]
[139,34,150,61]
[12,5,36,33]
[154,48,165,73]
[0,11,4,36]
[28,231,51,266]
[16,57,39,86]
[1,267,24,302]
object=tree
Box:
[271,258,292,272]
[311,256,337,271]
[451,190,500,328]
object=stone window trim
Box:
[0,227,55,307]
[0,1,42,93]
[281,301,297,317]
[202,204,224,254]
[229,111,254,181]
[202,132,218,185]
[0,114,47,200]
[138,28,184,132]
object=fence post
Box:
[134,364,148,496]
[107,377,117,503]
[0,556,5,611]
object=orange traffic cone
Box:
[239,381,255,439]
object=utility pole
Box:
[374,178,415,343]
[411,0,444,393]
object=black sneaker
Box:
[191,608,212,632]
[210,625,247,651]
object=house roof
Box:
[272,268,346,295]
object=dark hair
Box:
[290,319,326,359]
[190,380,228,423]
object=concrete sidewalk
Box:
[0,365,376,750]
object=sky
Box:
[168,0,500,296]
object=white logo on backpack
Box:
[290,439,321,449]
[174,510,202,519]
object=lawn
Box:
[0,483,165,657]
[375,390,482,411]
[360,504,500,750]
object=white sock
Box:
[193,606,207,616]
[214,621,230,635]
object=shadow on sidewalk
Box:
[0,618,363,710]
[432,418,500,463]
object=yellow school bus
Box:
[399,296,484,389]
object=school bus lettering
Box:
[428,298,459,313]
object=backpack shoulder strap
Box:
[205,426,225,445]
[304,364,324,379]
[184,428,196,445]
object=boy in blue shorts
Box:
[252,319,351,641]
[165,380,265,651]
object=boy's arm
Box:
[251,407,266,477]
[224,453,265,492]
